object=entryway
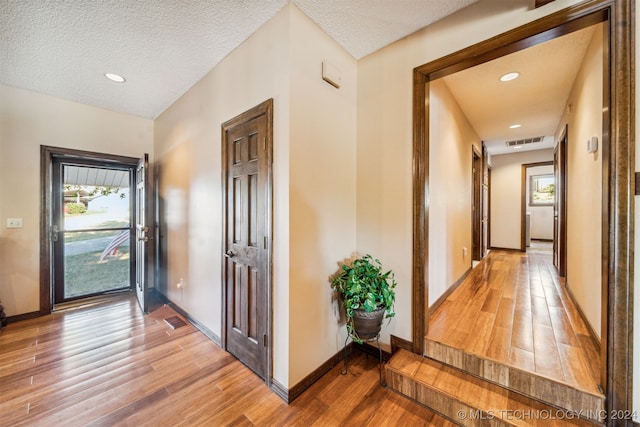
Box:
[40,147,151,314]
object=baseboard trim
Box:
[157,292,222,346]
[6,310,40,324]
[564,282,601,351]
[489,246,523,253]
[270,378,289,402]
[287,343,351,403]
[355,341,392,362]
[428,266,472,316]
[390,335,413,355]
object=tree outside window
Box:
[530,174,555,206]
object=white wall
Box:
[0,84,153,317]
[490,150,554,250]
[428,79,480,304]
[526,164,554,241]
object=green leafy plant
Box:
[65,203,87,215]
[331,254,396,343]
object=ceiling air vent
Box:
[505,136,544,148]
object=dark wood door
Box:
[481,144,489,257]
[135,153,151,313]
[553,130,567,277]
[472,148,482,261]
[222,100,273,380]
[553,148,558,266]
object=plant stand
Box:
[341,334,384,386]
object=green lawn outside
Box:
[64,250,130,298]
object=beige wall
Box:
[428,79,480,303]
[288,6,357,386]
[0,84,153,317]
[3,0,636,407]
[555,24,603,338]
[154,5,291,385]
[356,0,585,344]
[154,4,357,388]
[490,149,554,250]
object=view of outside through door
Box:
[61,165,131,299]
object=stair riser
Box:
[387,368,525,427]
[425,340,604,421]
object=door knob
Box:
[224,250,235,258]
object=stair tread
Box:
[387,350,601,426]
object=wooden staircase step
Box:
[425,339,605,420]
[386,350,602,426]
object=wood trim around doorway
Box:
[411,0,633,421]
[521,161,553,253]
[220,99,274,388]
[39,146,140,315]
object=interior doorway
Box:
[521,161,554,253]
[471,147,482,261]
[221,99,274,382]
[554,128,568,277]
[411,1,633,415]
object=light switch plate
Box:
[7,218,23,228]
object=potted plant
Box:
[330,254,396,343]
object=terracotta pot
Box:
[351,307,385,340]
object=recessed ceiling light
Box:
[104,73,126,83]
[509,124,522,129]
[500,72,520,82]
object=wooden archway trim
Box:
[412,1,633,423]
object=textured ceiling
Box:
[443,24,598,155]
[0,0,477,119]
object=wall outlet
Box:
[7,218,23,228]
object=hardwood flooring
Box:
[426,248,601,396]
[0,296,452,427]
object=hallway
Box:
[425,248,603,413]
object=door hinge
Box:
[263,334,267,347]
[263,137,266,150]
[264,236,267,249]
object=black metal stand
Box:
[341,334,384,386]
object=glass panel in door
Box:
[57,164,132,301]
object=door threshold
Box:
[53,291,133,312]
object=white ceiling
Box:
[0,0,477,119]
[443,24,598,156]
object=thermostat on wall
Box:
[322,60,341,88]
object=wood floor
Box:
[0,296,452,427]
[426,246,602,396]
